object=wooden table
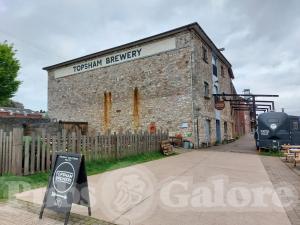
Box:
[289,148,300,166]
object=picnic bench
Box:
[281,145,300,166]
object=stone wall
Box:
[0,117,50,131]
[190,31,235,145]
[48,29,236,146]
[48,32,194,135]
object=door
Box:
[216,119,221,144]
[204,119,211,144]
[224,121,228,140]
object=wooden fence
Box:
[0,128,168,176]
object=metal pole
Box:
[196,117,199,148]
[252,96,256,132]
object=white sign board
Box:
[53,37,176,79]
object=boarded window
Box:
[221,65,225,77]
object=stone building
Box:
[44,22,242,147]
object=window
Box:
[214,85,219,94]
[212,55,217,76]
[205,119,211,143]
[212,55,217,65]
[213,65,218,76]
[204,81,209,98]
[224,121,228,137]
[202,46,208,63]
[292,121,299,131]
[221,65,225,77]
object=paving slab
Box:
[261,156,300,225]
[0,202,61,225]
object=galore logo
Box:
[98,166,156,224]
[159,176,298,212]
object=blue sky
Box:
[0,0,299,115]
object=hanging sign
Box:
[215,100,225,110]
[39,153,91,225]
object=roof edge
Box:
[43,22,233,72]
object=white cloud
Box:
[0,0,299,115]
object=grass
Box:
[0,151,167,201]
[259,150,284,157]
[86,151,167,175]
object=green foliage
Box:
[259,150,284,157]
[0,151,166,201]
[0,41,21,106]
[86,151,165,176]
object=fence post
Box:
[71,132,76,153]
[8,131,12,174]
[41,129,46,172]
[24,136,30,176]
[52,136,57,169]
[82,135,87,159]
[108,133,112,159]
[94,133,98,160]
[12,128,23,175]
[113,132,117,160]
[4,133,8,173]
[57,132,61,152]
[62,129,66,152]
[46,133,51,171]
[30,133,36,174]
[36,134,41,172]
[76,131,81,154]
[0,130,2,175]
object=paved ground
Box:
[207,133,257,154]
[14,134,294,225]
[0,200,113,225]
[261,156,300,225]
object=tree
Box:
[0,41,21,106]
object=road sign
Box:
[39,152,91,225]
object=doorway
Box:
[204,119,211,144]
[216,119,221,144]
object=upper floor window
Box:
[214,85,219,94]
[212,55,217,76]
[221,65,225,77]
[202,46,208,63]
[212,55,217,66]
[204,81,209,98]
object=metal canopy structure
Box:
[213,93,279,130]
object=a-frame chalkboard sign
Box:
[39,152,91,225]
